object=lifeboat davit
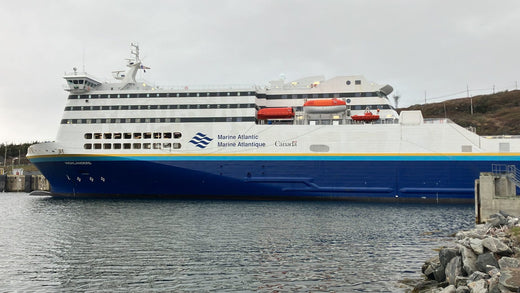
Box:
[257,107,295,120]
[303,98,347,113]
[351,111,380,121]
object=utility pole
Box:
[468,84,473,115]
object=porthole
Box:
[346,80,351,85]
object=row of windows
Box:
[68,91,382,100]
[350,104,393,111]
[84,142,182,150]
[69,91,255,99]
[259,92,382,100]
[64,103,257,111]
[61,116,256,124]
[85,132,182,139]
[67,79,98,87]
[261,104,394,112]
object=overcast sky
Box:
[1,0,520,143]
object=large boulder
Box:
[455,286,470,293]
[439,248,459,268]
[482,237,513,255]
[458,245,478,275]
[487,274,500,293]
[445,256,463,286]
[487,213,507,228]
[498,256,520,269]
[467,271,488,282]
[468,238,484,255]
[467,279,487,293]
[499,267,520,292]
[439,284,456,293]
[423,256,446,281]
[475,252,499,273]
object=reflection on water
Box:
[0,193,473,291]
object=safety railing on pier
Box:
[492,164,520,188]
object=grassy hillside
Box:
[401,90,520,135]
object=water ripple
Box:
[0,194,473,291]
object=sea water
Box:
[0,193,474,292]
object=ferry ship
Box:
[27,44,520,202]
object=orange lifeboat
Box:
[257,107,295,120]
[351,110,380,121]
[303,98,347,113]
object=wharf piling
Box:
[1,175,50,193]
[475,167,520,224]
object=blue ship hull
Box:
[29,154,520,203]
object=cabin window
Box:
[94,133,102,139]
[133,143,141,149]
[123,143,131,149]
[104,133,112,139]
[84,143,92,149]
[173,143,181,149]
[355,80,361,85]
[144,132,152,139]
[133,133,142,139]
[113,143,121,149]
[103,143,112,149]
[163,132,172,139]
[153,143,161,149]
[154,132,162,139]
[84,133,92,139]
[173,132,182,139]
[94,143,102,149]
[163,143,171,149]
[113,133,122,139]
[143,143,151,149]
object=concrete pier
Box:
[475,171,520,224]
[1,175,50,192]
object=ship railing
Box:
[155,84,257,91]
[492,164,520,189]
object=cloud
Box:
[1,0,520,142]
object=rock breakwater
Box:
[414,211,520,293]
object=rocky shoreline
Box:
[412,211,520,292]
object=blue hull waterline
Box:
[30,154,519,202]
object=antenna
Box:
[393,94,400,109]
[82,47,86,72]
[130,42,140,62]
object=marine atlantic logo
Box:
[189,132,213,148]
